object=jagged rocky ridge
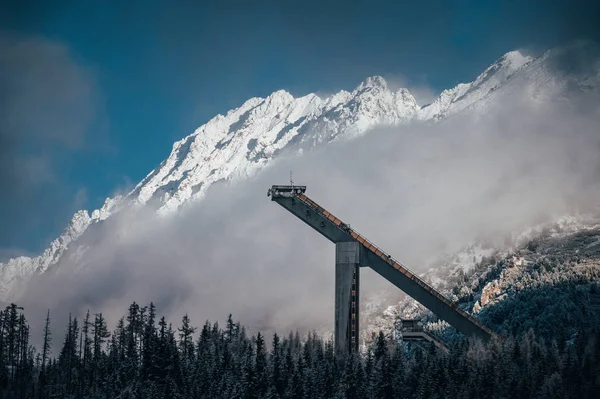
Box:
[1,42,599,304]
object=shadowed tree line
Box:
[0,301,599,398]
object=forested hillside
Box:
[0,295,599,399]
[396,227,600,345]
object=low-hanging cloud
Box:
[20,64,600,347]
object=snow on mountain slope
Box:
[1,42,599,303]
[129,76,419,215]
[419,50,533,120]
[361,212,600,343]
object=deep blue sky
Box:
[1,0,599,256]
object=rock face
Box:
[1,41,599,303]
[475,280,503,311]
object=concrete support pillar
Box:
[335,242,360,356]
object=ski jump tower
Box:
[268,184,497,355]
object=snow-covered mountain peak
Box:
[262,89,296,108]
[395,88,419,108]
[355,75,389,92]
[90,196,123,221]
[64,210,92,238]
[498,50,532,70]
[418,49,535,121]
[322,90,352,106]
[470,50,533,88]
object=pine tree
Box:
[391,342,409,397]
[58,314,80,396]
[178,314,197,369]
[0,309,7,392]
[125,302,140,371]
[77,310,92,397]
[91,312,110,394]
[93,313,110,362]
[226,314,235,343]
[255,332,268,397]
[372,331,393,399]
[178,313,196,396]
[270,333,285,397]
[15,312,32,399]
[110,317,128,396]
[141,302,159,384]
[6,304,20,384]
[38,310,51,399]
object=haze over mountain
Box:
[2,41,600,338]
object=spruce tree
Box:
[255,332,268,397]
[178,313,197,381]
[58,314,80,396]
[270,333,285,397]
[39,310,51,399]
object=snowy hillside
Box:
[361,212,600,344]
[1,41,599,303]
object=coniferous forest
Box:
[0,301,599,399]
